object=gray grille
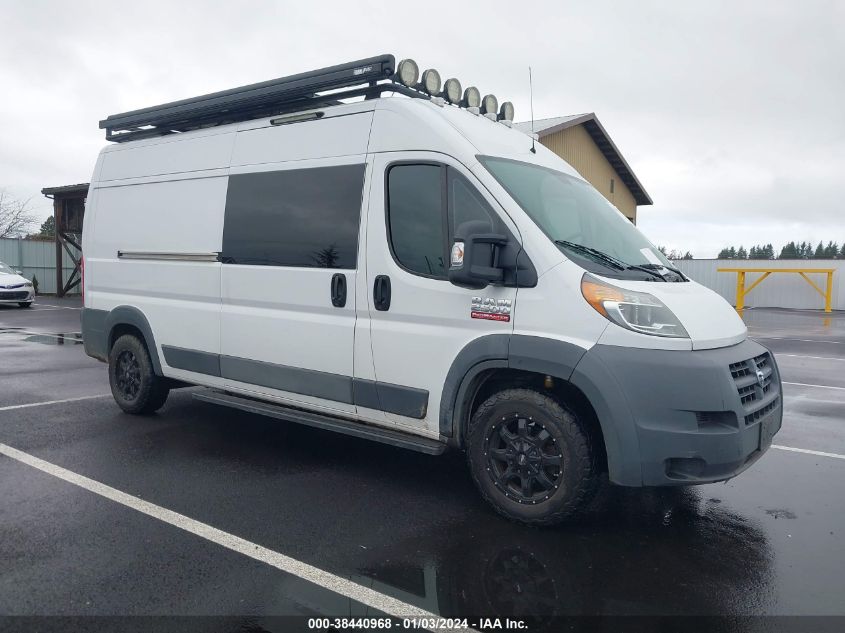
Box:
[0,291,29,300]
[729,352,780,425]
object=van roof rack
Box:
[100,54,426,143]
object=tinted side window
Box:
[222,164,364,269]
[448,171,496,236]
[387,165,446,278]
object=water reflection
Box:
[349,486,772,625]
[23,333,83,346]
[0,327,83,345]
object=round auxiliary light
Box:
[420,68,442,95]
[461,86,481,108]
[441,78,462,104]
[396,59,419,87]
[498,101,515,122]
[481,94,499,115]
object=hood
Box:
[621,278,747,350]
[0,271,29,288]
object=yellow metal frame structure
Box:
[717,267,835,313]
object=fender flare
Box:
[440,334,589,442]
[104,306,163,375]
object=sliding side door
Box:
[219,158,366,416]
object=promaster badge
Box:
[471,297,512,322]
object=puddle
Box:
[0,328,84,345]
[765,508,797,520]
[23,333,84,346]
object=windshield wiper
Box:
[640,262,688,280]
[554,240,667,280]
[554,240,626,270]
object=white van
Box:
[81,55,782,524]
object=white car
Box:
[0,261,34,308]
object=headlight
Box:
[24,282,33,288]
[581,273,688,338]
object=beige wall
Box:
[540,125,638,222]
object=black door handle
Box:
[373,275,391,311]
[331,273,347,308]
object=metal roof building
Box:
[515,113,652,223]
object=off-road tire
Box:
[467,388,599,525]
[108,334,170,414]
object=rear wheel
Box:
[467,388,599,525]
[108,334,170,414]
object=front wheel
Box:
[467,388,599,525]
[108,334,170,414]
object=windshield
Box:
[0,262,15,275]
[480,157,672,276]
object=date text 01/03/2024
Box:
[307,617,528,630]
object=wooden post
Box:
[54,197,63,297]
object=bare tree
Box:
[0,189,39,238]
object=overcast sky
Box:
[1,0,842,257]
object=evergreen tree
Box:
[813,241,825,259]
[764,244,775,259]
[681,251,693,260]
[737,246,748,259]
[728,246,737,259]
[800,241,813,258]
[717,247,733,259]
[39,216,55,237]
[779,242,798,258]
[823,241,839,258]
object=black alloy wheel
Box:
[467,388,599,525]
[485,414,563,505]
[108,334,170,414]
[115,349,142,401]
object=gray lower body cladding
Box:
[81,307,109,362]
[571,338,783,487]
[81,307,428,420]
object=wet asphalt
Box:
[0,299,843,628]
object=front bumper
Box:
[0,289,33,303]
[571,338,783,486]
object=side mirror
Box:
[15,270,23,275]
[448,220,508,289]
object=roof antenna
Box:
[529,66,537,154]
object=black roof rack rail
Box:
[99,54,421,143]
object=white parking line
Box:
[783,381,845,392]
[0,329,82,341]
[33,304,82,310]
[753,336,845,345]
[0,442,450,629]
[776,354,845,362]
[773,445,845,460]
[0,394,110,412]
